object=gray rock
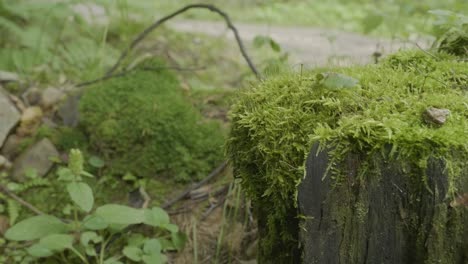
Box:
[40,87,65,109]
[0,88,20,147]
[1,134,22,160]
[24,87,42,106]
[423,107,450,125]
[0,155,12,170]
[16,106,43,137]
[58,94,80,127]
[12,138,59,182]
[0,71,19,83]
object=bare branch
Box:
[105,4,260,79]
[162,161,228,209]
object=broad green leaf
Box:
[80,231,102,247]
[108,223,129,232]
[160,238,175,251]
[5,215,69,241]
[143,207,169,227]
[96,204,145,225]
[57,167,74,181]
[143,239,161,254]
[162,223,178,233]
[104,256,124,264]
[39,234,74,251]
[81,171,94,178]
[142,253,164,264]
[319,72,359,89]
[83,214,108,230]
[127,234,146,247]
[27,244,54,257]
[81,231,102,256]
[171,231,187,251]
[67,182,94,212]
[123,246,143,261]
[88,156,105,168]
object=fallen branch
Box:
[162,161,228,209]
[105,4,260,79]
[0,184,46,216]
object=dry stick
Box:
[162,161,228,209]
[0,184,46,215]
[104,4,260,79]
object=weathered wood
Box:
[298,144,468,264]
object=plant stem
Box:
[99,236,111,264]
[69,247,89,264]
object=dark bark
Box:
[298,144,468,264]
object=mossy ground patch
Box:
[79,60,225,183]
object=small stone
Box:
[0,155,12,170]
[12,138,59,182]
[0,87,21,147]
[0,71,19,83]
[24,87,42,105]
[1,134,22,160]
[58,94,80,127]
[17,106,43,137]
[40,87,65,110]
[423,107,450,125]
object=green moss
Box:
[79,59,224,182]
[227,50,468,262]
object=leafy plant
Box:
[429,10,468,57]
[4,149,185,264]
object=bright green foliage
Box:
[430,10,468,57]
[228,50,467,262]
[79,60,224,182]
[3,149,185,264]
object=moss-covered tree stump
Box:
[227,51,468,263]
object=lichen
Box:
[79,59,225,182]
[227,50,468,262]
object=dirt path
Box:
[70,3,430,67]
[168,20,430,67]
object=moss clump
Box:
[79,59,224,182]
[227,50,468,263]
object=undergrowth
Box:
[227,50,468,262]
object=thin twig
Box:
[201,195,228,221]
[414,42,439,60]
[0,184,46,215]
[104,4,260,79]
[162,161,228,209]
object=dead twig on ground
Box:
[162,161,228,209]
[0,184,46,216]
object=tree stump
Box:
[298,143,468,264]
